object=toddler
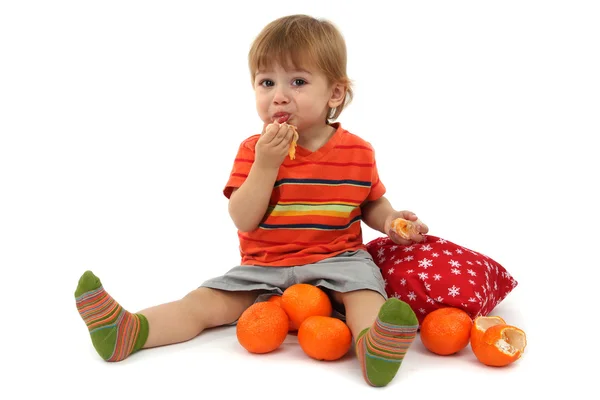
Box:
[75,14,429,387]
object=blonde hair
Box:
[248,14,353,121]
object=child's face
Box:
[253,62,342,131]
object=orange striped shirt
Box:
[224,123,386,267]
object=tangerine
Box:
[471,323,527,367]
[298,316,352,361]
[236,301,289,354]
[267,295,299,331]
[281,284,332,328]
[391,217,419,240]
[420,307,473,355]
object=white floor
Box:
[10,256,586,400]
[62,291,535,399]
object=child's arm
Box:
[228,164,279,232]
[362,197,427,244]
[361,196,395,235]
[228,122,295,232]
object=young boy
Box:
[74,14,429,387]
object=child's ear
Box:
[328,82,346,108]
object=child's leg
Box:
[75,270,259,362]
[334,290,419,387]
[139,282,258,348]
[333,289,385,338]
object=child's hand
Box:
[255,122,295,169]
[384,211,429,245]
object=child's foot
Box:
[355,298,419,387]
[75,270,149,361]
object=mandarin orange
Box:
[391,217,419,240]
[420,307,473,355]
[281,284,332,328]
[236,301,289,354]
[267,295,299,331]
[472,323,527,367]
[298,316,352,361]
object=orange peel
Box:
[288,125,299,160]
[472,324,526,367]
[470,315,506,352]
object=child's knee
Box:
[185,287,263,328]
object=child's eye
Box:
[260,80,274,87]
[293,79,306,86]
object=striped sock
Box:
[75,270,149,362]
[355,298,418,387]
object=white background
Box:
[1,1,598,398]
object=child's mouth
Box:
[273,113,290,123]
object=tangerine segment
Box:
[236,302,289,354]
[472,324,527,367]
[470,315,506,351]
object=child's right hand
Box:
[255,122,295,169]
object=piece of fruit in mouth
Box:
[273,114,298,160]
[275,114,290,123]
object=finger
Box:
[275,131,293,153]
[283,128,295,145]
[272,123,290,146]
[389,230,413,245]
[286,127,294,140]
[402,211,418,221]
[411,233,425,243]
[417,220,429,234]
[262,123,279,142]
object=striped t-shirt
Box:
[224,123,386,267]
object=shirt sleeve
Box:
[223,138,257,199]
[366,152,386,202]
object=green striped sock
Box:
[355,298,418,387]
[75,270,149,361]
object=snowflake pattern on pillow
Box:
[365,235,518,325]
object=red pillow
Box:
[366,235,518,325]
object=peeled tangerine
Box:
[471,316,527,367]
[391,218,420,240]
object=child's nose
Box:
[272,87,290,104]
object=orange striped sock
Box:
[75,271,149,361]
[356,298,418,387]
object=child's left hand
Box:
[384,211,429,245]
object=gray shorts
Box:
[200,249,388,317]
